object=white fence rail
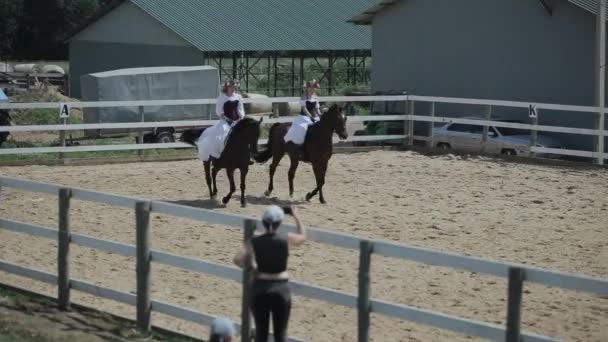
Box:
[1,176,607,341]
[0,95,605,164]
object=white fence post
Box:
[530,109,539,158]
[59,117,67,162]
[427,102,436,149]
[138,106,145,158]
[403,100,415,149]
[482,105,492,153]
[597,110,605,165]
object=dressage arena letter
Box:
[528,104,538,118]
[59,103,70,119]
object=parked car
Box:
[432,119,563,157]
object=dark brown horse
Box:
[182,117,262,207]
[255,104,348,204]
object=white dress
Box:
[284,97,320,145]
[197,93,245,161]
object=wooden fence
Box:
[0,176,607,341]
[0,94,606,164]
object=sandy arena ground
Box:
[0,151,607,341]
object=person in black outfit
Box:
[234,205,307,342]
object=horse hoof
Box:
[241,202,247,208]
[320,199,326,205]
[305,193,313,202]
[264,190,272,197]
[222,197,230,205]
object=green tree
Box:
[62,0,100,37]
[13,0,101,59]
[14,0,65,59]
[0,0,24,58]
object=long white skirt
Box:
[284,115,314,145]
[197,120,231,161]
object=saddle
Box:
[298,124,315,162]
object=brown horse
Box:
[255,104,348,204]
[182,117,262,207]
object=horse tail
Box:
[180,129,204,146]
[255,123,281,163]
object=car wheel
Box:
[155,132,175,144]
[501,149,516,156]
[436,143,451,150]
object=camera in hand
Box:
[282,206,293,215]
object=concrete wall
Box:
[370,0,603,149]
[69,1,203,97]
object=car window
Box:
[497,127,529,136]
[447,124,474,132]
[469,125,484,134]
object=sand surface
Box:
[0,151,607,341]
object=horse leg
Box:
[287,151,300,198]
[211,166,220,198]
[317,161,328,204]
[204,161,213,199]
[240,166,248,207]
[265,152,284,197]
[222,168,236,205]
[305,162,321,202]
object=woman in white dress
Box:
[197,80,246,161]
[283,80,321,147]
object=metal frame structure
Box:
[203,50,371,96]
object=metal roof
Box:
[350,0,608,25]
[122,0,375,51]
[570,0,608,15]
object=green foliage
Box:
[7,0,106,60]
[0,0,24,56]
[10,88,83,125]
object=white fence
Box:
[0,175,607,341]
[0,95,606,164]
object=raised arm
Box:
[287,206,306,247]
[237,94,246,119]
[216,95,224,119]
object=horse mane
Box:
[231,117,257,133]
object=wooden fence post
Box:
[427,102,436,149]
[241,219,256,341]
[138,106,145,158]
[136,201,152,332]
[358,240,373,342]
[505,267,525,342]
[57,188,72,310]
[481,105,492,153]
